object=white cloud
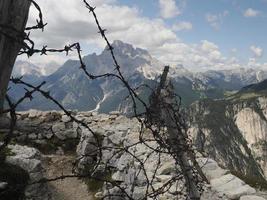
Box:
[205,11,229,30]
[159,0,185,19]
[19,0,266,72]
[247,58,265,68]
[244,8,260,17]
[250,46,264,57]
[231,48,237,53]
[24,0,177,64]
[172,21,192,31]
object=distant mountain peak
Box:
[13,61,42,77]
[104,40,150,58]
[112,40,132,48]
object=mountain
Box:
[10,41,163,111]
[12,61,43,81]
[188,82,267,186]
[9,40,267,112]
[241,79,267,93]
[225,78,267,101]
[13,60,61,77]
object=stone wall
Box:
[1,109,267,199]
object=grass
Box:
[0,147,15,163]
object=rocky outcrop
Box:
[234,97,267,177]
[1,110,267,199]
[188,96,267,198]
[74,112,265,199]
[189,99,266,185]
[6,144,52,200]
[0,109,80,154]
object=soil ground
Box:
[43,155,94,200]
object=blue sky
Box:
[23,0,267,71]
[117,0,267,63]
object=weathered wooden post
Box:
[149,66,206,200]
[0,0,31,111]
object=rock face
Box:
[1,110,80,154]
[6,144,52,200]
[189,97,267,185]
[240,195,266,200]
[1,110,267,199]
[74,112,265,200]
[234,97,267,177]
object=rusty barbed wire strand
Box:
[0,0,207,199]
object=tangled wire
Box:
[0,0,208,199]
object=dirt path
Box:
[43,155,94,200]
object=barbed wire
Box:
[0,0,207,199]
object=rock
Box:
[55,129,77,140]
[132,187,146,199]
[52,123,68,140]
[6,155,42,173]
[52,122,66,133]
[17,134,27,142]
[79,111,93,117]
[211,174,244,189]
[197,158,228,180]
[37,133,43,139]
[109,111,121,115]
[95,192,103,199]
[35,139,47,145]
[155,175,172,183]
[5,145,51,200]
[7,144,40,159]
[227,185,256,199]
[56,147,64,155]
[19,112,29,120]
[189,99,267,181]
[158,161,175,175]
[109,115,118,120]
[112,171,124,182]
[76,127,99,170]
[240,195,266,200]
[211,174,256,199]
[61,114,72,123]
[28,133,37,140]
[44,132,54,139]
[0,182,8,189]
[28,109,43,119]
[43,111,62,122]
[65,129,77,139]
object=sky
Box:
[19,0,267,71]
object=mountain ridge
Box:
[10,40,267,112]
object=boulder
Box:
[61,114,72,123]
[211,174,256,199]
[28,133,37,140]
[52,122,65,133]
[0,182,8,189]
[240,195,266,200]
[158,161,175,175]
[5,145,52,200]
[109,111,121,115]
[76,127,99,170]
[197,158,228,181]
[54,129,77,140]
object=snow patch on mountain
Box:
[13,60,61,77]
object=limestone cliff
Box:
[189,96,267,186]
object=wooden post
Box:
[0,0,31,111]
[149,66,206,199]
